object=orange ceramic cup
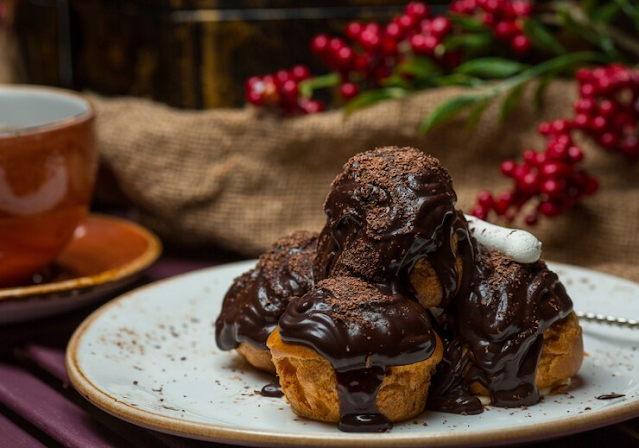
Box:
[0,86,97,287]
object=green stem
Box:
[547,1,639,59]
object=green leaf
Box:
[614,0,639,33]
[582,0,599,18]
[344,88,408,116]
[455,57,530,79]
[465,99,491,132]
[595,2,622,23]
[434,73,486,87]
[396,57,442,79]
[523,18,567,55]
[449,14,491,33]
[298,73,340,98]
[381,74,414,90]
[499,84,526,123]
[444,33,494,52]
[419,95,485,135]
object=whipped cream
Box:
[464,214,542,264]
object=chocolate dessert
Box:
[215,146,583,432]
[269,276,442,432]
[215,230,317,372]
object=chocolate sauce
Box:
[216,147,578,429]
[595,393,625,400]
[428,249,574,413]
[278,277,436,431]
[215,231,317,350]
[259,382,284,398]
[313,147,470,309]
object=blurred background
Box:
[3,0,451,108]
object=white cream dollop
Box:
[464,214,542,264]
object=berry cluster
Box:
[451,0,533,54]
[573,65,639,161]
[472,119,598,225]
[245,65,324,115]
[311,2,456,100]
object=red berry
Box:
[483,13,496,26]
[575,68,591,83]
[567,146,584,163]
[541,162,572,179]
[386,23,403,40]
[572,113,589,128]
[575,98,595,114]
[579,83,595,97]
[495,21,516,41]
[541,178,565,198]
[494,198,510,215]
[551,119,571,133]
[500,159,517,176]
[340,82,359,99]
[291,65,310,81]
[524,213,538,226]
[279,80,299,101]
[311,34,329,54]
[430,17,452,37]
[477,190,494,207]
[510,35,531,54]
[523,149,537,164]
[396,14,417,31]
[538,201,561,217]
[518,172,540,193]
[346,22,363,40]
[246,90,263,106]
[406,2,430,20]
[300,99,324,114]
[359,30,381,50]
[471,205,489,220]
[334,46,354,68]
[512,1,533,16]
[410,34,438,55]
[538,122,552,135]
[598,100,616,117]
[275,70,291,86]
[598,132,617,149]
[583,177,599,195]
[588,115,607,133]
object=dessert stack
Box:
[215,147,583,432]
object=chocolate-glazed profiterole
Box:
[427,248,581,414]
[313,146,474,309]
[268,277,443,432]
[215,231,317,372]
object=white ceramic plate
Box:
[66,261,639,447]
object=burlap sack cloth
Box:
[90,80,639,282]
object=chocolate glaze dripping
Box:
[427,248,574,413]
[259,382,284,398]
[313,147,470,309]
[278,277,437,432]
[215,231,317,350]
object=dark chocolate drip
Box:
[215,231,317,350]
[428,248,574,413]
[259,382,284,398]
[313,147,467,308]
[595,393,625,400]
[278,277,436,431]
[336,367,391,432]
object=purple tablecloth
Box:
[0,252,637,447]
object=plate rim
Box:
[0,214,162,301]
[66,261,639,447]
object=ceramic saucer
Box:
[0,214,161,324]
